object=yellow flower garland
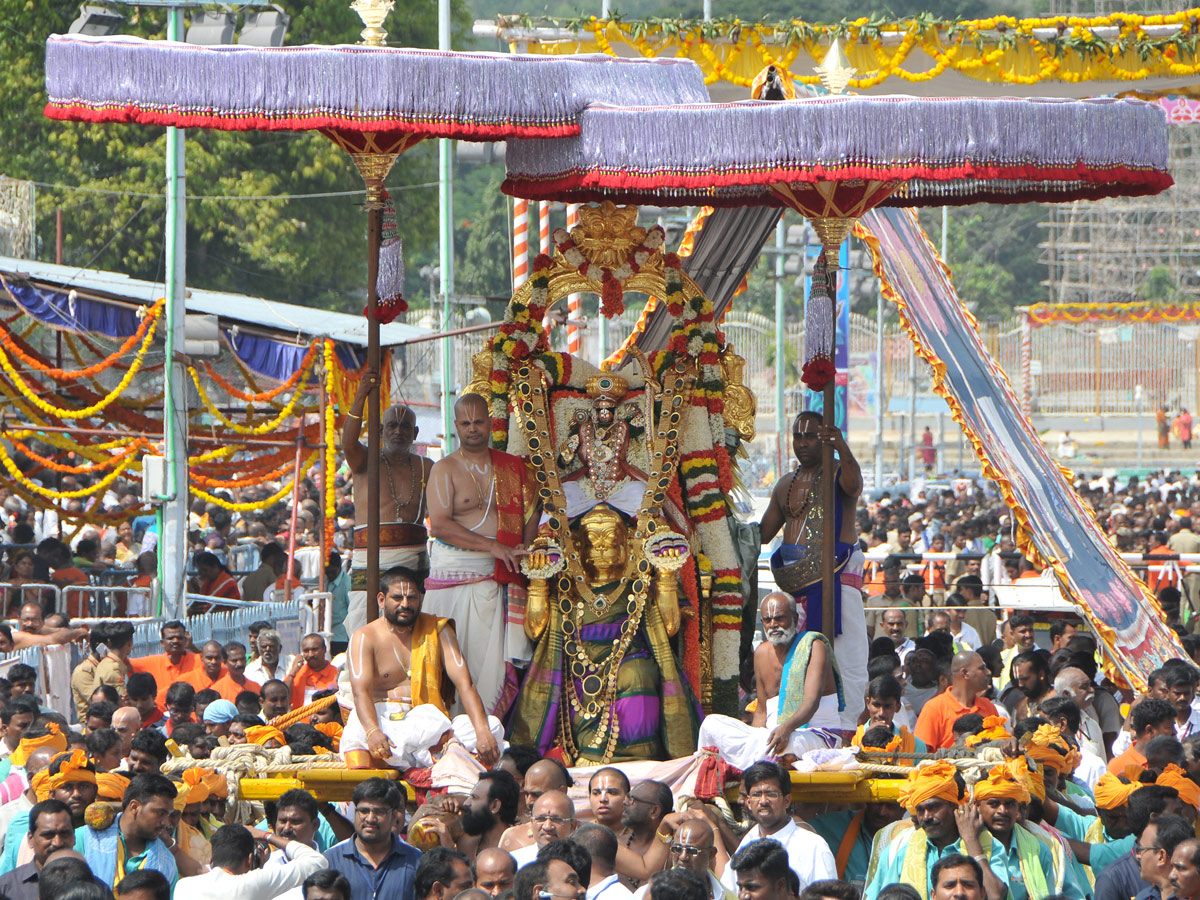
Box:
[323,340,337,528]
[0,440,137,499]
[0,312,159,419]
[188,363,314,435]
[535,9,1200,89]
[192,449,318,511]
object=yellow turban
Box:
[1094,774,1143,810]
[899,761,964,815]
[314,722,342,752]
[46,750,97,793]
[172,768,210,811]
[95,773,130,802]
[966,716,1012,748]
[974,762,1032,804]
[201,772,228,799]
[245,726,286,747]
[30,770,51,803]
[12,723,68,767]
[1025,763,1046,802]
[1024,724,1078,775]
[1157,764,1200,809]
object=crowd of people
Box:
[3,400,1200,900]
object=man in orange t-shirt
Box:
[183,641,229,693]
[211,640,259,702]
[129,620,202,707]
[915,650,999,750]
[285,634,338,710]
[1109,698,1175,774]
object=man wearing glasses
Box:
[512,792,577,868]
[632,819,733,900]
[1140,816,1193,900]
[719,762,836,895]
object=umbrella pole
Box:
[366,205,382,622]
[821,271,836,642]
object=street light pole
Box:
[439,0,455,453]
[157,4,189,618]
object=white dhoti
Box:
[696,696,841,771]
[349,541,428,639]
[342,700,504,769]
[823,547,868,731]
[423,541,532,715]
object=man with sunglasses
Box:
[512,792,577,868]
[632,819,733,900]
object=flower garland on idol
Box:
[554,225,665,318]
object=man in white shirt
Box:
[174,823,326,900]
[719,763,836,895]
[633,819,733,900]
[575,824,634,900]
[244,629,294,687]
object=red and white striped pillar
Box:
[566,203,582,355]
[512,197,529,292]
[539,201,551,257]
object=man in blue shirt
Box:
[325,778,421,900]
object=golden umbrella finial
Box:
[815,38,856,96]
[351,0,394,46]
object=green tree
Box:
[454,165,516,310]
[1140,266,1178,305]
[0,0,468,312]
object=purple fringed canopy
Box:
[501,95,1174,208]
[43,34,709,139]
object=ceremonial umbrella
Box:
[43,31,708,615]
[502,91,1173,636]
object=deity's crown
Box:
[586,372,628,403]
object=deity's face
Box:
[580,513,626,580]
[594,399,617,426]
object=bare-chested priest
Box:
[341,565,503,769]
[698,592,840,766]
[425,393,537,717]
[759,410,868,732]
[341,370,434,640]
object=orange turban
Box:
[245,725,286,747]
[314,722,342,752]
[96,773,130,802]
[1024,724,1078,775]
[974,762,1032,804]
[899,761,963,815]
[30,770,51,803]
[966,716,1012,748]
[201,772,228,799]
[46,750,97,793]
[180,769,210,805]
[12,723,68,767]
[1157,764,1200,809]
[1094,774,1143,810]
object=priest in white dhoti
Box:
[425,395,535,717]
[697,594,843,769]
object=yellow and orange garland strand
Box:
[323,340,338,552]
[518,9,1200,90]
[191,449,319,511]
[188,362,316,435]
[0,300,163,381]
[0,310,161,419]
[0,439,139,500]
[203,341,319,403]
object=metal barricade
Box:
[0,582,61,615]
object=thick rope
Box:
[269,692,339,730]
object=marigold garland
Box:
[520,9,1200,90]
[192,452,318,511]
[323,339,338,552]
[8,436,147,475]
[0,299,162,381]
[204,341,319,403]
[0,440,137,499]
[188,364,315,435]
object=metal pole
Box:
[937,411,945,477]
[775,217,787,479]
[55,209,63,265]
[439,0,455,454]
[1137,385,1144,467]
[908,342,917,481]
[366,206,382,622]
[875,286,884,490]
[282,435,304,601]
[820,254,836,642]
[158,4,189,620]
[703,0,712,19]
[941,205,949,261]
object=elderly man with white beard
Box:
[697,593,842,768]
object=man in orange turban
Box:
[96,773,131,803]
[10,723,67,767]
[244,725,286,749]
[965,716,1011,749]
[1157,764,1200,811]
[1023,724,1079,794]
[866,762,998,900]
[45,750,97,829]
[971,761,1083,900]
